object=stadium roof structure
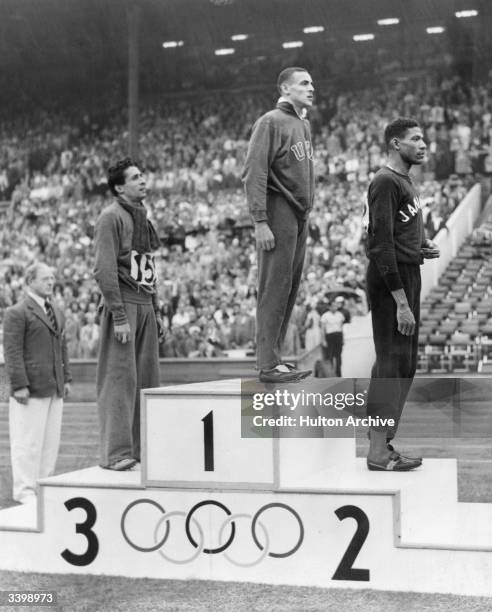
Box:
[1,0,491,99]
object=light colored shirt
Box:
[27,290,49,314]
[320,310,345,334]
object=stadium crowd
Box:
[0,73,487,358]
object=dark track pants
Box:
[366,261,421,439]
[97,301,160,467]
[256,194,308,370]
[324,331,343,377]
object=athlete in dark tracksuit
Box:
[364,118,440,471]
[94,159,161,470]
[366,166,425,436]
[367,117,439,471]
[243,93,315,380]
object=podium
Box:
[142,378,355,490]
[0,378,491,596]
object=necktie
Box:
[44,299,58,331]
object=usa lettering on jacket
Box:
[290,140,314,161]
[398,196,422,222]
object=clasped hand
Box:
[421,238,440,259]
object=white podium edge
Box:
[1,480,487,553]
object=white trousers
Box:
[9,395,63,502]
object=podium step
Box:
[0,378,490,597]
[43,466,144,490]
[0,471,491,596]
[0,501,38,532]
[401,502,492,550]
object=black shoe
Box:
[366,431,423,465]
[281,362,312,381]
[101,458,137,471]
[387,443,422,465]
[259,364,306,383]
[367,451,422,472]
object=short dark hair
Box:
[107,157,141,196]
[384,117,420,149]
[277,67,309,94]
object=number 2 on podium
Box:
[202,410,214,471]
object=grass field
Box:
[2,571,492,612]
[1,400,492,611]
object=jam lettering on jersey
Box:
[290,140,314,161]
[398,196,422,223]
[130,251,157,287]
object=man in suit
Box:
[3,263,72,504]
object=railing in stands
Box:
[421,183,482,300]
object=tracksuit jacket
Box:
[366,166,425,291]
[242,99,315,222]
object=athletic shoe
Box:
[259,364,306,383]
[365,431,423,465]
[367,451,422,471]
[387,443,422,465]
[281,362,312,381]
[101,457,137,471]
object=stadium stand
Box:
[0,74,489,359]
[417,210,492,373]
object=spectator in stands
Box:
[79,312,100,359]
[303,302,322,352]
[229,302,255,349]
[64,304,81,359]
[320,301,345,377]
[0,73,485,362]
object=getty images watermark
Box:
[241,377,376,438]
[249,388,393,429]
[240,377,492,438]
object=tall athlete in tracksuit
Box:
[94,158,162,471]
[243,67,315,383]
[365,118,440,471]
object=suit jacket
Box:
[3,296,72,398]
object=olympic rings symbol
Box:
[121,499,304,566]
[186,500,236,554]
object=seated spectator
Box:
[0,73,483,359]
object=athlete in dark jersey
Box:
[365,118,440,471]
[94,158,163,471]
